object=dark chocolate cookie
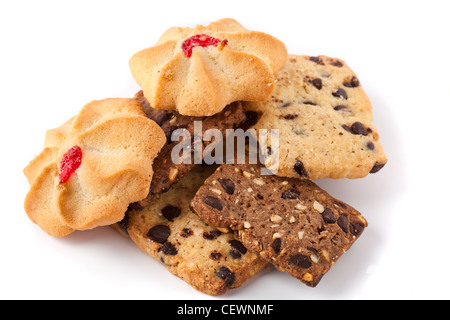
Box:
[134,91,246,206]
[190,164,368,287]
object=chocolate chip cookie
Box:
[190,164,367,287]
[134,91,246,207]
[125,165,267,295]
[243,54,387,179]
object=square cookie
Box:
[125,165,267,295]
[190,164,367,287]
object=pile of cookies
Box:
[23,19,387,295]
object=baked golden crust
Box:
[244,54,387,179]
[129,18,287,116]
[23,98,166,237]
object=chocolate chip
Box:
[307,247,319,257]
[230,249,242,259]
[282,189,300,200]
[147,225,170,244]
[331,60,343,67]
[229,240,247,255]
[350,222,365,237]
[367,141,375,150]
[342,124,352,132]
[210,251,222,260]
[350,122,368,135]
[343,76,360,88]
[215,267,235,287]
[271,238,282,255]
[294,160,308,177]
[283,114,298,120]
[240,111,260,130]
[127,202,143,211]
[304,101,316,105]
[311,78,323,90]
[370,163,386,174]
[218,178,235,195]
[280,102,291,108]
[335,201,347,209]
[322,208,336,224]
[289,254,312,269]
[310,56,324,65]
[337,215,349,233]
[160,242,177,255]
[203,230,222,240]
[203,196,223,211]
[161,205,181,221]
[116,214,129,236]
[334,105,347,111]
[180,228,193,238]
[332,88,348,99]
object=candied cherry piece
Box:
[181,34,227,58]
[58,146,82,184]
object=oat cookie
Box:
[190,164,367,287]
[134,91,246,207]
[23,98,166,237]
[126,166,267,295]
[244,54,387,179]
[129,18,287,116]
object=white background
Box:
[1,0,449,300]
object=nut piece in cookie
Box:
[23,98,166,237]
[244,54,387,179]
[126,166,267,295]
[129,18,287,116]
[190,164,368,287]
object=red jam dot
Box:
[181,34,227,58]
[59,146,82,184]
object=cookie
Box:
[23,98,166,237]
[125,166,267,295]
[134,91,246,207]
[243,54,387,179]
[129,18,287,116]
[190,164,368,287]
